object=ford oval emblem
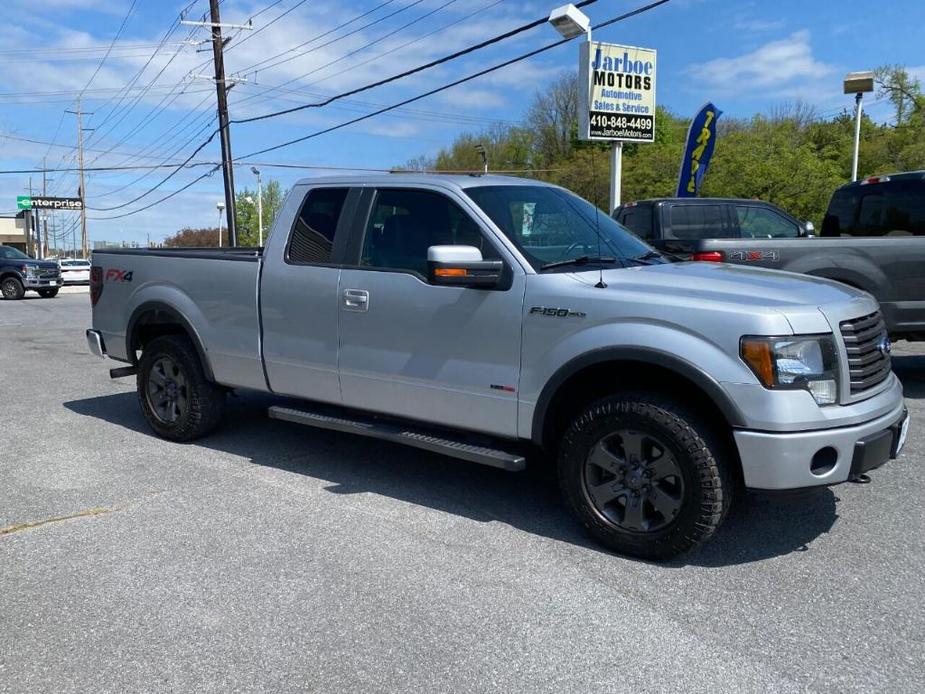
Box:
[878,336,892,356]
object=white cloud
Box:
[686,30,835,94]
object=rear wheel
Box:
[137,334,225,441]
[558,392,732,560]
[38,288,59,298]
[1,277,25,300]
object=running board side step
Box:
[268,406,526,472]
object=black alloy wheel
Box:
[2,277,25,300]
[583,429,685,533]
[145,355,190,426]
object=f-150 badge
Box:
[529,307,586,318]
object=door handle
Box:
[343,288,369,312]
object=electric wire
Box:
[88,0,669,219]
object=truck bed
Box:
[91,247,267,391]
[689,236,925,339]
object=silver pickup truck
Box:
[87,174,909,559]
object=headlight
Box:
[741,335,840,405]
[21,264,37,277]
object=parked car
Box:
[59,258,91,284]
[684,175,925,341]
[86,175,908,560]
[822,171,925,237]
[0,245,63,299]
[613,197,813,258]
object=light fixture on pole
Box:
[844,71,875,182]
[474,144,488,174]
[216,201,225,248]
[548,4,628,213]
[251,166,264,247]
[547,4,591,40]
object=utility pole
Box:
[181,3,251,246]
[42,158,49,259]
[66,99,90,258]
[209,0,237,245]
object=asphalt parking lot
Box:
[2,290,923,693]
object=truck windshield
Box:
[464,185,660,271]
[0,246,30,260]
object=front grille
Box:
[39,269,60,280]
[840,311,892,395]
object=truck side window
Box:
[361,189,495,277]
[287,187,349,264]
[666,204,728,239]
[736,206,799,238]
[619,205,654,239]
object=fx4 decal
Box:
[727,249,780,263]
[105,269,134,283]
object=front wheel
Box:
[137,334,225,442]
[1,277,25,300]
[38,288,59,298]
[558,392,732,560]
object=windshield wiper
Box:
[540,255,617,271]
[625,250,664,265]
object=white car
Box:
[59,259,91,284]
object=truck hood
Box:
[568,260,877,333]
[21,260,60,271]
[611,261,864,307]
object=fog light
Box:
[808,379,838,405]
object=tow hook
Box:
[849,473,872,484]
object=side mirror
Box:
[801,221,815,237]
[427,245,503,288]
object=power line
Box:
[232,1,400,78]
[76,0,140,103]
[232,0,601,125]
[88,0,668,219]
[242,0,460,95]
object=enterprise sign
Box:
[16,195,83,211]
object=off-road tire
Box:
[1,277,25,300]
[38,288,59,298]
[558,392,732,560]
[137,334,225,442]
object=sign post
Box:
[578,41,657,213]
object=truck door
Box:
[337,186,525,438]
[260,185,357,404]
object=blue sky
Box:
[0,0,922,246]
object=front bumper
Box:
[735,403,910,490]
[24,277,63,288]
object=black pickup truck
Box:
[0,245,63,299]
[670,175,925,341]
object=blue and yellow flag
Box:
[677,102,722,197]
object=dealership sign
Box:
[578,41,657,142]
[16,195,83,211]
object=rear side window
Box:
[666,204,728,240]
[619,205,654,239]
[735,206,800,238]
[825,182,925,236]
[822,189,857,236]
[287,187,349,264]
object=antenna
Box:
[590,144,607,289]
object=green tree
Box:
[163,227,225,247]
[235,180,286,246]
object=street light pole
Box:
[251,167,263,246]
[851,92,864,182]
[217,201,225,247]
[843,71,875,182]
